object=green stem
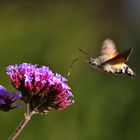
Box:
[8,111,35,140]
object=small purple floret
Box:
[0,85,21,112]
[7,63,74,113]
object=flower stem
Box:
[8,111,35,140]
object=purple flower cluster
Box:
[0,85,21,112]
[7,63,74,113]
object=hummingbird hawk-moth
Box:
[79,39,136,78]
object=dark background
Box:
[0,1,140,140]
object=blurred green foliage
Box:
[0,1,139,140]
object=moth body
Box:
[80,39,136,78]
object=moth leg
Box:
[103,64,117,73]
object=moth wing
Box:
[100,39,118,59]
[101,48,133,66]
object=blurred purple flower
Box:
[7,63,74,113]
[0,85,21,112]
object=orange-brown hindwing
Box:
[101,48,133,66]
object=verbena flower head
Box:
[0,85,21,112]
[7,63,74,113]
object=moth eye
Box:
[89,60,92,64]
[89,59,96,65]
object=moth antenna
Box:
[79,48,91,58]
